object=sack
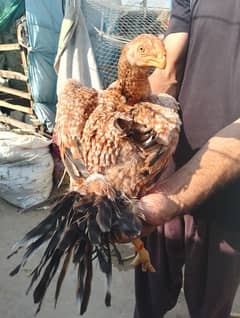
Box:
[0,130,54,208]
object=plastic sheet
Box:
[25,0,64,131]
[0,0,25,32]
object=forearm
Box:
[149,32,188,96]
[149,0,191,96]
[163,119,240,213]
[164,32,189,75]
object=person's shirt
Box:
[167,0,240,229]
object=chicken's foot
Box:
[130,238,156,272]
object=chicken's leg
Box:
[130,238,156,272]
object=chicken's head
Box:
[119,34,166,70]
[117,34,166,104]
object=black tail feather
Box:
[33,250,62,305]
[26,223,66,295]
[9,213,57,256]
[54,245,74,307]
[9,231,51,277]
[76,258,86,312]
[87,211,101,245]
[96,197,113,232]
[96,243,112,307]
[9,190,141,315]
[9,264,21,277]
[8,192,79,258]
[33,227,79,305]
[79,242,93,315]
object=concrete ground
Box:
[0,197,240,318]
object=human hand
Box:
[137,192,181,226]
[112,192,181,244]
[148,68,178,97]
[148,32,189,97]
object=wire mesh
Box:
[82,0,170,88]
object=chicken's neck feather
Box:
[117,56,151,105]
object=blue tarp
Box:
[0,0,25,32]
[25,0,64,131]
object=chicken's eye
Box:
[138,47,145,55]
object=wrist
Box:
[168,193,187,215]
[149,69,178,96]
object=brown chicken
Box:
[9,34,181,315]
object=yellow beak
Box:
[143,55,166,69]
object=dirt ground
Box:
[0,197,240,318]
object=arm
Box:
[139,119,240,226]
[149,33,188,96]
[149,0,191,96]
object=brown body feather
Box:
[56,81,180,196]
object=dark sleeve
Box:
[166,0,191,35]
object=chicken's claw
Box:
[130,238,156,272]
